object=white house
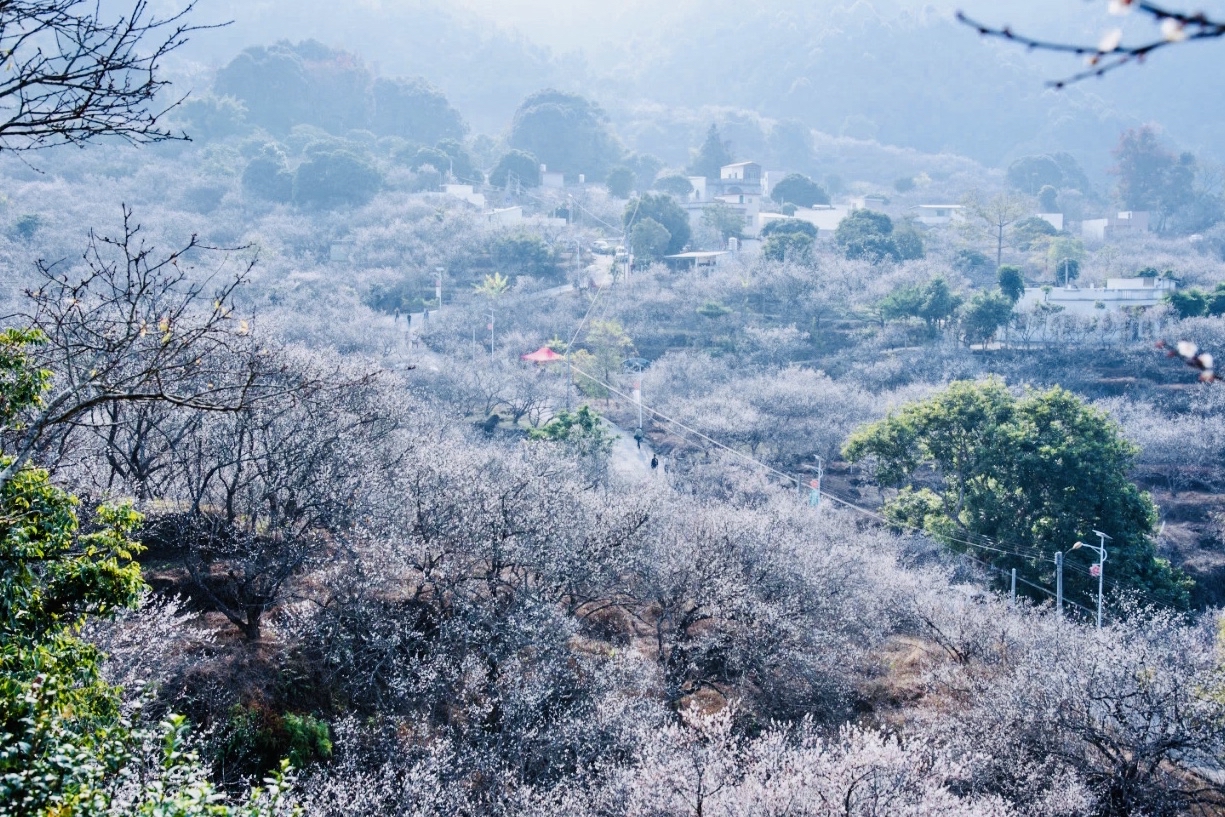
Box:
[1082,211,1150,242]
[761,170,788,200]
[540,165,565,189]
[851,195,888,212]
[720,161,762,185]
[913,204,964,227]
[1017,276,1176,316]
[664,250,728,271]
[759,205,854,235]
[484,206,524,226]
[444,184,486,208]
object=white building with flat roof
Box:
[444,184,486,208]
[759,205,853,235]
[540,165,565,189]
[914,204,964,227]
[1017,276,1176,316]
[1082,211,1150,242]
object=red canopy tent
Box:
[521,346,564,363]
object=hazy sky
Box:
[444,0,1189,54]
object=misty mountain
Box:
[177,0,1225,174]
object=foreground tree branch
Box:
[957,3,1225,87]
[0,206,274,491]
[0,0,215,150]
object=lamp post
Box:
[1072,530,1111,629]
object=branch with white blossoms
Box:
[1157,339,1223,382]
[957,1,1225,88]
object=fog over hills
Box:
[174,0,1225,174]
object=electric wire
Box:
[562,348,1189,619]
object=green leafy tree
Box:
[953,249,992,277]
[894,177,916,193]
[215,44,311,133]
[629,217,672,263]
[917,277,962,331]
[605,167,635,198]
[844,379,1191,608]
[760,219,817,239]
[765,119,813,170]
[435,139,480,183]
[0,329,296,815]
[490,149,541,189]
[1038,185,1059,213]
[624,154,664,189]
[1054,258,1081,285]
[473,272,511,298]
[653,175,694,198]
[243,145,294,203]
[998,265,1025,302]
[581,319,634,391]
[1165,289,1209,319]
[770,173,829,207]
[762,232,814,265]
[1048,236,1085,285]
[960,291,1014,346]
[216,41,373,135]
[879,278,962,333]
[508,90,621,179]
[293,150,382,208]
[879,285,926,325]
[406,146,452,175]
[892,222,925,260]
[688,124,733,180]
[371,77,466,144]
[1113,125,1197,231]
[1206,283,1225,316]
[835,210,900,262]
[625,194,690,255]
[490,233,559,279]
[1011,216,1060,252]
[701,202,745,242]
[1006,154,1064,195]
[528,405,615,461]
[175,95,249,142]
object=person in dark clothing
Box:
[650,454,659,470]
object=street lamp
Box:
[1072,529,1111,629]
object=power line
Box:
[565,360,1085,604]
[552,255,1160,620]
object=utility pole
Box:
[1055,551,1064,617]
[487,311,495,359]
[805,457,824,508]
[435,266,445,307]
[632,378,643,431]
[1073,531,1111,629]
[1010,568,1017,607]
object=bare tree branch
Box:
[0,0,221,150]
[0,206,277,491]
[957,3,1225,88]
